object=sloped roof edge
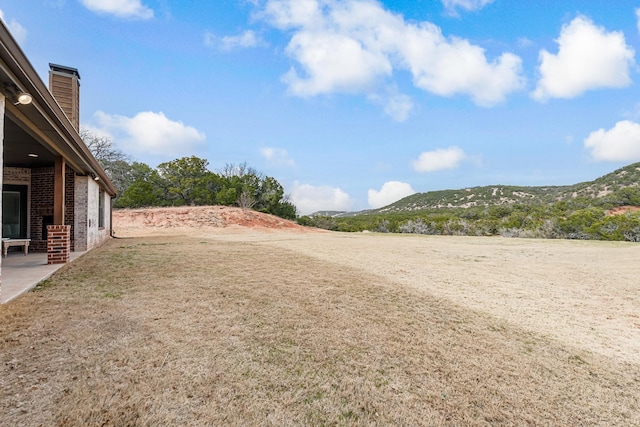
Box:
[0,21,117,196]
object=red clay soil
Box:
[606,206,640,215]
[112,205,308,231]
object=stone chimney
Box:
[49,63,80,131]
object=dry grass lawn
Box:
[1,228,639,425]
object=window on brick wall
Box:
[98,190,105,228]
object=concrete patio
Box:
[1,250,85,303]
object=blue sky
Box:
[3,1,640,214]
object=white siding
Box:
[74,175,111,251]
[86,178,100,249]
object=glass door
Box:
[2,185,27,239]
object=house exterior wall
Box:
[30,167,54,252]
[101,190,112,242]
[86,177,100,249]
[30,166,75,252]
[4,167,31,184]
[0,31,119,301]
[73,175,88,251]
[74,175,111,251]
[65,168,74,249]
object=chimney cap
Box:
[49,63,80,79]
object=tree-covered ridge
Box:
[114,157,297,219]
[301,163,640,242]
[82,131,296,220]
[373,163,640,213]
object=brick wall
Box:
[47,224,70,264]
[65,167,75,251]
[3,167,30,184]
[30,167,53,252]
[30,167,75,252]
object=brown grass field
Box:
[1,210,639,425]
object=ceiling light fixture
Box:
[3,82,33,105]
[17,93,32,105]
[27,153,39,158]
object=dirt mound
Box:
[113,206,309,234]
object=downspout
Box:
[110,196,114,238]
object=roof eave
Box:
[0,21,117,196]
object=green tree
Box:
[114,162,165,208]
[157,156,213,206]
[269,196,297,220]
[607,187,640,207]
[218,163,294,217]
[215,187,237,205]
[255,176,284,212]
[115,180,160,208]
[557,207,605,239]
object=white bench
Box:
[2,238,31,258]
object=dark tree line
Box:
[82,131,297,220]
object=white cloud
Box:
[205,30,265,51]
[412,146,465,172]
[263,0,323,29]
[517,37,534,48]
[532,16,635,101]
[79,0,153,19]
[92,111,205,158]
[369,89,414,122]
[368,181,416,209]
[281,29,393,96]
[80,124,114,141]
[262,0,524,111]
[622,102,640,121]
[290,182,352,215]
[0,10,27,45]
[400,25,524,106]
[636,8,640,34]
[260,146,295,166]
[442,0,494,16]
[383,93,413,122]
[584,120,640,162]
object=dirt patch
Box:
[607,205,640,215]
[113,206,313,236]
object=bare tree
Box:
[80,129,130,168]
[236,189,256,210]
[80,128,132,195]
[220,162,262,180]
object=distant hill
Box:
[364,162,640,214]
[312,210,350,218]
[305,163,640,242]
